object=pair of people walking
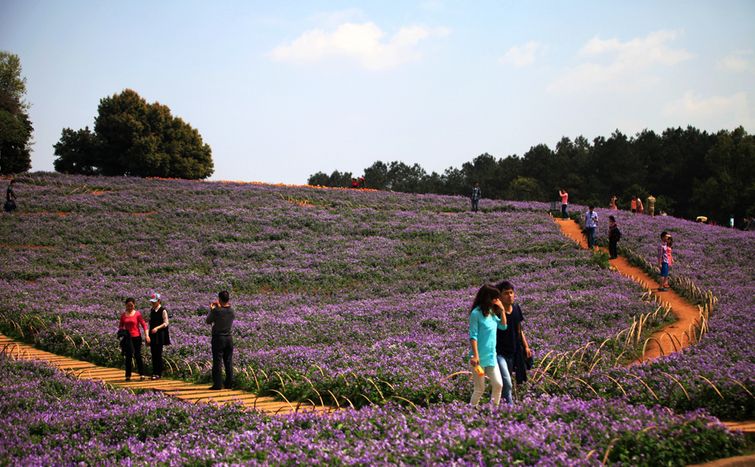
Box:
[468,281,531,406]
[117,293,170,381]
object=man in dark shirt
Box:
[206,290,235,390]
[495,281,532,390]
[4,179,17,213]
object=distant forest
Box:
[308,126,754,227]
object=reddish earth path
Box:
[554,217,701,362]
[0,334,336,416]
[553,217,754,442]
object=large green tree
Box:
[54,89,213,179]
[0,51,33,174]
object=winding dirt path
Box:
[0,334,336,416]
[554,217,701,362]
[554,217,755,440]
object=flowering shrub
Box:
[0,358,743,465]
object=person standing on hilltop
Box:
[470,182,482,212]
[206,290,235,390]
[147,292,170,380]
[647,195,656,216]
[4,179,17,213]
[559,188,569,218]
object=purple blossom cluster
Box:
[0,173,658,407]
[0,357,743,465]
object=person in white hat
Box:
[147,292,170,380]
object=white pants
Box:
[470,364,503,406]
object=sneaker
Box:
[208,386,222,390]
[657,287,667,292]
[151,375,158,380]
[139,376,146,381]
[125,377,131,382]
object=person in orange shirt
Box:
[630,196,637,213]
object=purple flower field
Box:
[0,173,661,407]
[0,357,743,465]
[0,173,753,463]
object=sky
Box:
[2,0,754,184]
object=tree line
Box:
[308,127,755,226]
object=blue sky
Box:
[2,0,754,184]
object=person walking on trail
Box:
[608,215,621,259]
[471,182,482,212]
[495,280,532,390]
[584,205,599,249]
[118,297,150,381]
[206,290,235,390]
[468,284,508,406]
[647,195,656,216]
[4,179,17,213]
[657,232,673,291]
[147,292,170,380]
[559,188,569,218]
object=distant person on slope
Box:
[584,205,599,249]
[471,182,482,212]
[608,215,621,259]
[636,196,644,214]
[609,195,618,210]
[206,290,235,390]
[657,232,673,291]
[118,297,150,381]
[468,284,507,406]
[4,179,17,213]
[559,188,569,218]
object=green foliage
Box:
[0,51,33,174]
[308,126,755,225]
[53,89,213,179]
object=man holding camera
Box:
[206,290,235,390]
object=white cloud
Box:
[664,91,754,129]
[500,41,543,68]
[548,30,693,93]
[268,22,450,71]
[718,50,753,73]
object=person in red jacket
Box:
[118,297,150,381]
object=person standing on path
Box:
[471,182,482,212]
[4,179,17,213]
[118,297,150,381]
[585,205,599,249]
[495,280,532,389]
[609,195,618,210]
[630,196,637,213]
[468,284,507,406]
[608,215,621,259]
[657,232,673,291]
[206,290,235,390]
[636,197,644,214]
[147,292,170,380]
[559,188,569,218]
[647,195,656,216]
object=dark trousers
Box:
[124,336,144,378]
[561,204,567,218]
[609,239,618,258]
[471,199,479,212]
[586,227,596,249]
[150,342,164,376]
[211,335,233,388]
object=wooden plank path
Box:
[0,333,336,416]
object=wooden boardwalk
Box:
[0,333,335,416]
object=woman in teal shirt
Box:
[469,284,508,406]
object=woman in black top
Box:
[4,179,17,212]
[147,293,170,380]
